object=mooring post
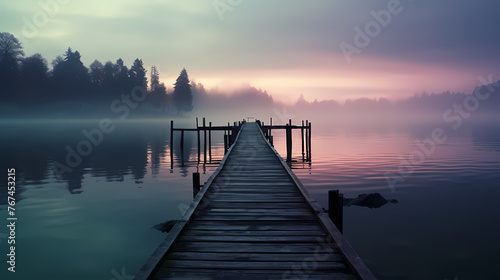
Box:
[301,120,305,161]
[170,120,174,169]
[209,122,212,163]
[269,117,273,140]
[180,129,185,166]
[308,121,312,161]
[286,119,292,162]
[193,172,201,198]
[224,130,228,154]
[196,117,200,163]
[329,190,343,233]
[231,126,236,146]
[203,117,207,164]
[305,120,309,161]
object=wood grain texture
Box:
[136,122,375,280]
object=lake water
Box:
[0,118,499,280]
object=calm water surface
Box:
[0,119,499,280]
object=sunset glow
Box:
[2,0,498,103]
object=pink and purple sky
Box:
[1,0,499,104]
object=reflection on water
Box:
[0,119,223,280]
[0,119,499,279]
[281,122,500,280]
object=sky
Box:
[1,0,500,104]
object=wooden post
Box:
[301,120,305,161]
[196,117,200,163]
[269,117,272,140]
[203,117,207,164]
[209,122,212,163]
[308,121,312,161]
[193,172,201,198]
[230,127,236,146]
[286,119,292,162]
[223,130,228,154]
[170,120,174,169]
[180,129,185,166]
[329,190,343,233]
[305,120,309,161]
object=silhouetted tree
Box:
[172,68,193,113]
[51,48,90,100]
[148,66,168,113]
[130,58,147,88]
[102,61,118,98]
[89,60,104,88]
[115,58,131,94]
[19,53,48,102]
[0,32,24,100]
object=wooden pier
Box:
[136,121,375,280]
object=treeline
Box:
[289,86,500,125]
[0,32,192,117]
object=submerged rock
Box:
[152,220,177,233]
[344,193,398,209]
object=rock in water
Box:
[344,193,398,208]
[152,220,177,233]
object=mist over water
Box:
[0,115,499,279]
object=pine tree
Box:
[172,68,193,112]
[130,58,147,88]
[0,32,24,100]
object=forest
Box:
[0,32,192,117]
[1,31,499,121]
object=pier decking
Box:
[135,122,375,280]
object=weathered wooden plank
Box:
[182,230,326,236]
[217,180,296,184]
[167,252,343,262]
[191,215,316,221]
[155,269,358,280]
[200,202,309,209]
[203,209,312,215]
[213,189,301,194]
[171,241,339,253]
[207,191,302,197]
[205,195,304,200]
[159,260,347,270]
[185,222,323,231]
[178,235,326,243]
[208,197,306,202]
